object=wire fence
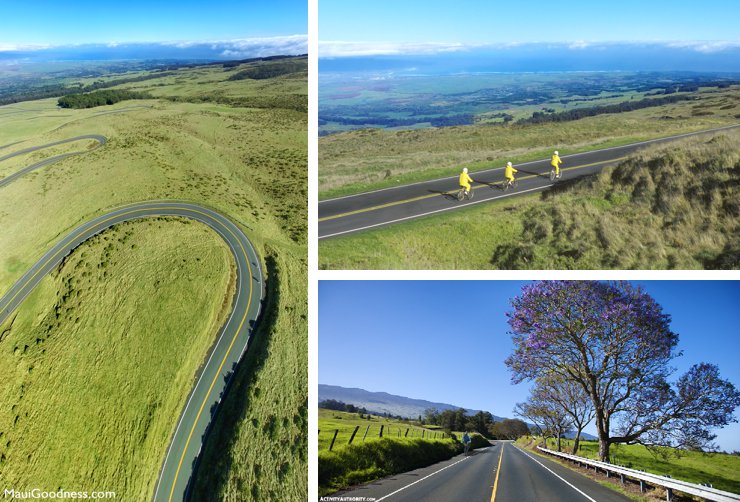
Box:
[318,423,449,451]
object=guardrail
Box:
[538,446,740,502]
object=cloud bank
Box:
[0,35,307,60]
[320,40,740,58]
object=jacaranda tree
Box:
[505,281,740,462]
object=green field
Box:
[318,408,448,451]
[320,126,739,270]
[319,85,740,198]
[536,438,740,495]
[0,57,306,499]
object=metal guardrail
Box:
[538,446,740,502]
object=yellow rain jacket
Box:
[551,153,562,168]
[459,171,473,190]
[505,164,517,181]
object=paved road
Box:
[330,441,630,502]
[0,134,107,188]
[0,198,264,500]
[318,124,740,239]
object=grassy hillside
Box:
[0,219,234,498]
[318,85,740,198]
[320,128,739,270]
[318,408,447,451]
[0,57,306,499]
[536,438,740,495]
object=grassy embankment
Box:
[318,409,489,496]
[320,128,739,270]
[319,85,740,199]
[0,57,307,499]
[518,437,740,495]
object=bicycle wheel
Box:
[457,189,464,201]
[549,169,556,181]
[466,189,474,200]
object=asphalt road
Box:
[318,124,740,239]
[330,441,630,502]
[0,159,264,499]
[0,134,107,188]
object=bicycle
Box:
[456,187,474,201]
[464,442,471,456]
[549,169,562,181]
[502,179,518,191]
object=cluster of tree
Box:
[165,93,307,113]
[518,94,694,125]
[0,83,71,106]
[423,409,499,438]
[489,419,530,440]
[319,399,369,415]
[507,281,740,462]
[58,89,152,109]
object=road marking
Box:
[318,156,626,223]
[491,442,504,502]
[516,446,598,502]
[318,123,740,203]
[374,455,471,501]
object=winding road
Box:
[318,124,740,239]
[330,441,630,502]
[0,134,264,501]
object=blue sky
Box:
[319,0,740,57]
[0,0,306,48]
[319,281,740,451]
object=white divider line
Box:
[516,447,598,502]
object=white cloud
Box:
[165,34,307,57]
[0,43,51,52]
[663,40,740,53]
[319,41,470,58]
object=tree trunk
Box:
[556,432,562,452]
[598,436,610,463]
[572,429,582,455]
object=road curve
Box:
[331,441,630,502]
[0,201,264,502]
[0,134,107,188]
[318,124,740,239]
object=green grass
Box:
[0,58,306,499]
[318,409,447,451]
[319,438,463,496]
[0,218,234,498]
[320,128,739,270]
[540,438,740,495]
[318,85,740,198]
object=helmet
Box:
[554,151,559,155]
[507,162,512,167]
[463,168,468,173]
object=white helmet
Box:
[507,161,512,167]
[554,151,559,155]
[463,167,468,173]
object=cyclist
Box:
[504,161,518,187]
[459,167,473,198]
[463,432,471,455]
[551,150,562,178]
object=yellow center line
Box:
[167,216,254,502]
[491,442,504,502]
[318,156,628,222]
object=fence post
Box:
[422,430,425,439]
[348,426,360,445]
[405,428,409,437]
[379,425,384,438]
[362,425,370,442]
[329,429,339,451]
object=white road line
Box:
[375,451,488,502]
[319,185,550,239]
[318,123,740,203]
[515,447,598,502]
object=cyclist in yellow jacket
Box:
[459,167,473,196]
[504,161,517,183]
[551,150,562,178]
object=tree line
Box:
[517,94,694,125]
[57,89,152,109]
